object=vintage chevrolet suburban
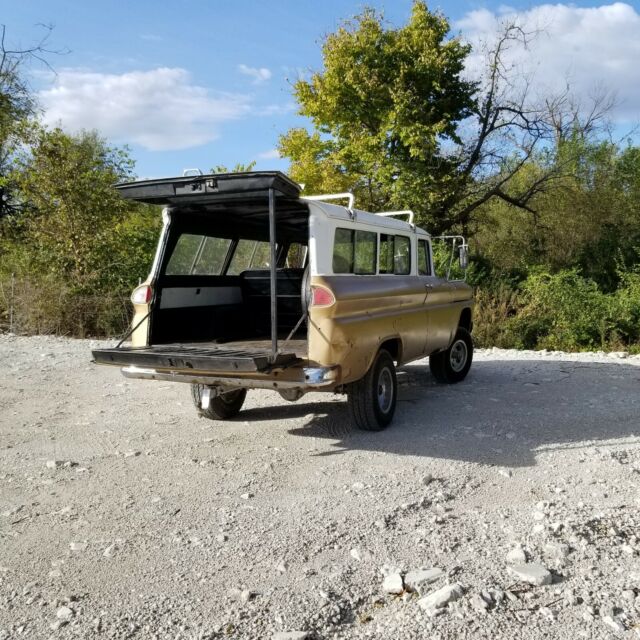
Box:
[92,171,474,431]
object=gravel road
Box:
[1,335,639,639]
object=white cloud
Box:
[258,148,280,160]
[457,2,640,121]
[38,67,251,151]
[238,64,272,84]
[257,102,296,116]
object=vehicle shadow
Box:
[281,358,640,468]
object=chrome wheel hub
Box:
[449,339,468,372]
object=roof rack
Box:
[302,192,355,210]
[377,210,415,225]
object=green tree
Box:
[279,2,476,222]
[210,161,256,173]
[7,127,159,293]
[0,25,63,218]
[280,4,614,234]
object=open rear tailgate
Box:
[92,345,298,373]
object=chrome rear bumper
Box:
[121,365,340,391]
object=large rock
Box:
[56,606,74,621]
[417,583,464,616]
[404,568,444,594]
[507,563,552,586]
[382,573,404,594]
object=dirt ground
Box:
[1,335,639,639]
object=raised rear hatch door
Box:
[115,171,300,206]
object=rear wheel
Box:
[429,327,473,384]
[348,349,397,431]
[191,384,247,420]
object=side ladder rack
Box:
[376,210,415,225]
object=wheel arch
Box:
[378,336,403,364]
[458,307,473,333]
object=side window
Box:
[165,234,231,275]
[379,234,394,274]
[418,239,432,276]
[379,234,411,275]
[332,228,377,274]
[227,240,271,274]
[333,228,354,273]
[394,236,411,275]
[354,230,377,274]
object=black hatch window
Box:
[227,240,271,274]
[165,234,232,275]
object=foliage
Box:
[1,8,640,352]
[0,127,161,336]
[280,2,611,234]
[472,269,640,352]
[0,24,63,218]
[210,161,256,173]
[279,2,476,222]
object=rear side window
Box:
[418,239,432,276]
[227,240,271,274]
[332,228,377,274]
[165,234,231,275]
[379,234,411,275]
[333,228,354,273]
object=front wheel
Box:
[191,384,247,420]
[429,327,473,384]
[348,349,397,431]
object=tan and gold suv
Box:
[93,171,473,430]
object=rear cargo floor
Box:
[92,338,307,373]
[192,338,307,359]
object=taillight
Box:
[310,285,335,307]
[131,284,152,305]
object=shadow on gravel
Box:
[285,358,640,468]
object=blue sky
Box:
[7,0,640,178]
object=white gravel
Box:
[1,335,640,638]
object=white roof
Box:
[303,200,430,237]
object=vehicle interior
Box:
[149,198,311,359]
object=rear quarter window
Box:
[332,228,377,274]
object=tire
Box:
[348,349,397,431]
[429,327,473,384]
[190,384,247,420]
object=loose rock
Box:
[382,573,404,594]
[417,583,464,616]
[507,563,552,586]
[506,546,527,564]
[56,606,74,621]
[404,567,444,594]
